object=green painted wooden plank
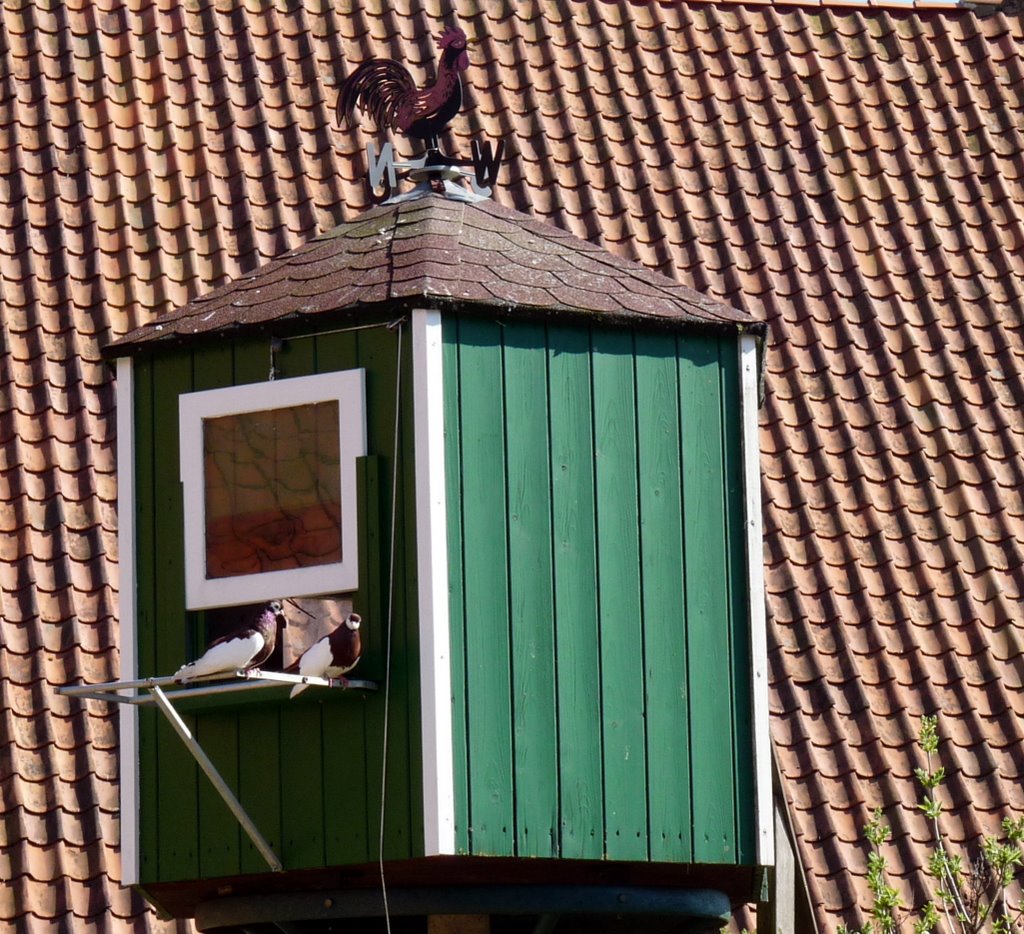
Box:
[281,331,317,380]
[387,324,417,861]
[151,349,199,881]
[357,325,400,489]
[152,715,199,880]
[133,355,160,882]
[546,325,602,861]
[152,349,192,675]
[356,457,384,699]
[320,457,379,867]
[191,343,243,879]
[237,707,282,875]
[503,323,558,858]
[279,703,326,868]
[591,330,648,862]
[720,338,755,865]
[679,333,736,864]
[635,332,692,864]
[279,330,318,380]
[356,454,386,866]
[442,319,471,854]
[358,324,414,862]
[361,458,386,867]
[457,317,513,856]
[314,329,359,375]
[196,712,241,878]
[400,328,425,859]
[232,336,271,385]
[138,704,159,884]
[192,342,235,390]
[355,455,379,860]
[322,695,370,865]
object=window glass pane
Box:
[202,401,342,578]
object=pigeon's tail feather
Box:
[174,659,219,682]
[174,658,220,681]
[289,682,311,699]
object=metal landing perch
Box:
[57,671,378,872]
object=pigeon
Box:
[174,601,285,682]
[286,613,362,698]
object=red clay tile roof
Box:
[109,193,757,350]
[2,2,1023,931]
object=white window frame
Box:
[179,369,367,610]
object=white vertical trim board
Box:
[115,356,140,886]
[740,334,774,866]
[411,308,456,855]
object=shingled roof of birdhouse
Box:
[108,193,758,352]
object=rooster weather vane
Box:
[337,25,505,203]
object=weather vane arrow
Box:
[336,25,506,202]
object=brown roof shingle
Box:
[2,2,1023,931]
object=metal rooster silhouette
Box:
[337,26,470,153]
[336,25,504,201]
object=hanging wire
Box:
[268,318,404,381]
[274,317,408,346]
[268,337,283,381]
[379,319,404,934]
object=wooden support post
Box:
[428,915,491,934]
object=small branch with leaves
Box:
[838,716,1024,934]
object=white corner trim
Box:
[741,334,774,866]
[412,308,456,856]
[116,356,139,886]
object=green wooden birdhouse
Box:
[104,189,771,930]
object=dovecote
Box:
[106,192,770,929]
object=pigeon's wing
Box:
[289,636,332,698]
[297,637,333,679]
[324,658,360,679]
[176,631,265,681]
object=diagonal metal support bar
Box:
[150,684,283,872]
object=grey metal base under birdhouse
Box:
[194,883,731,933]
[57,671,378,873]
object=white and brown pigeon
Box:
[174,600,284,682]
[286,612,362,698]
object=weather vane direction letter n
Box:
[367,141,397,204]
